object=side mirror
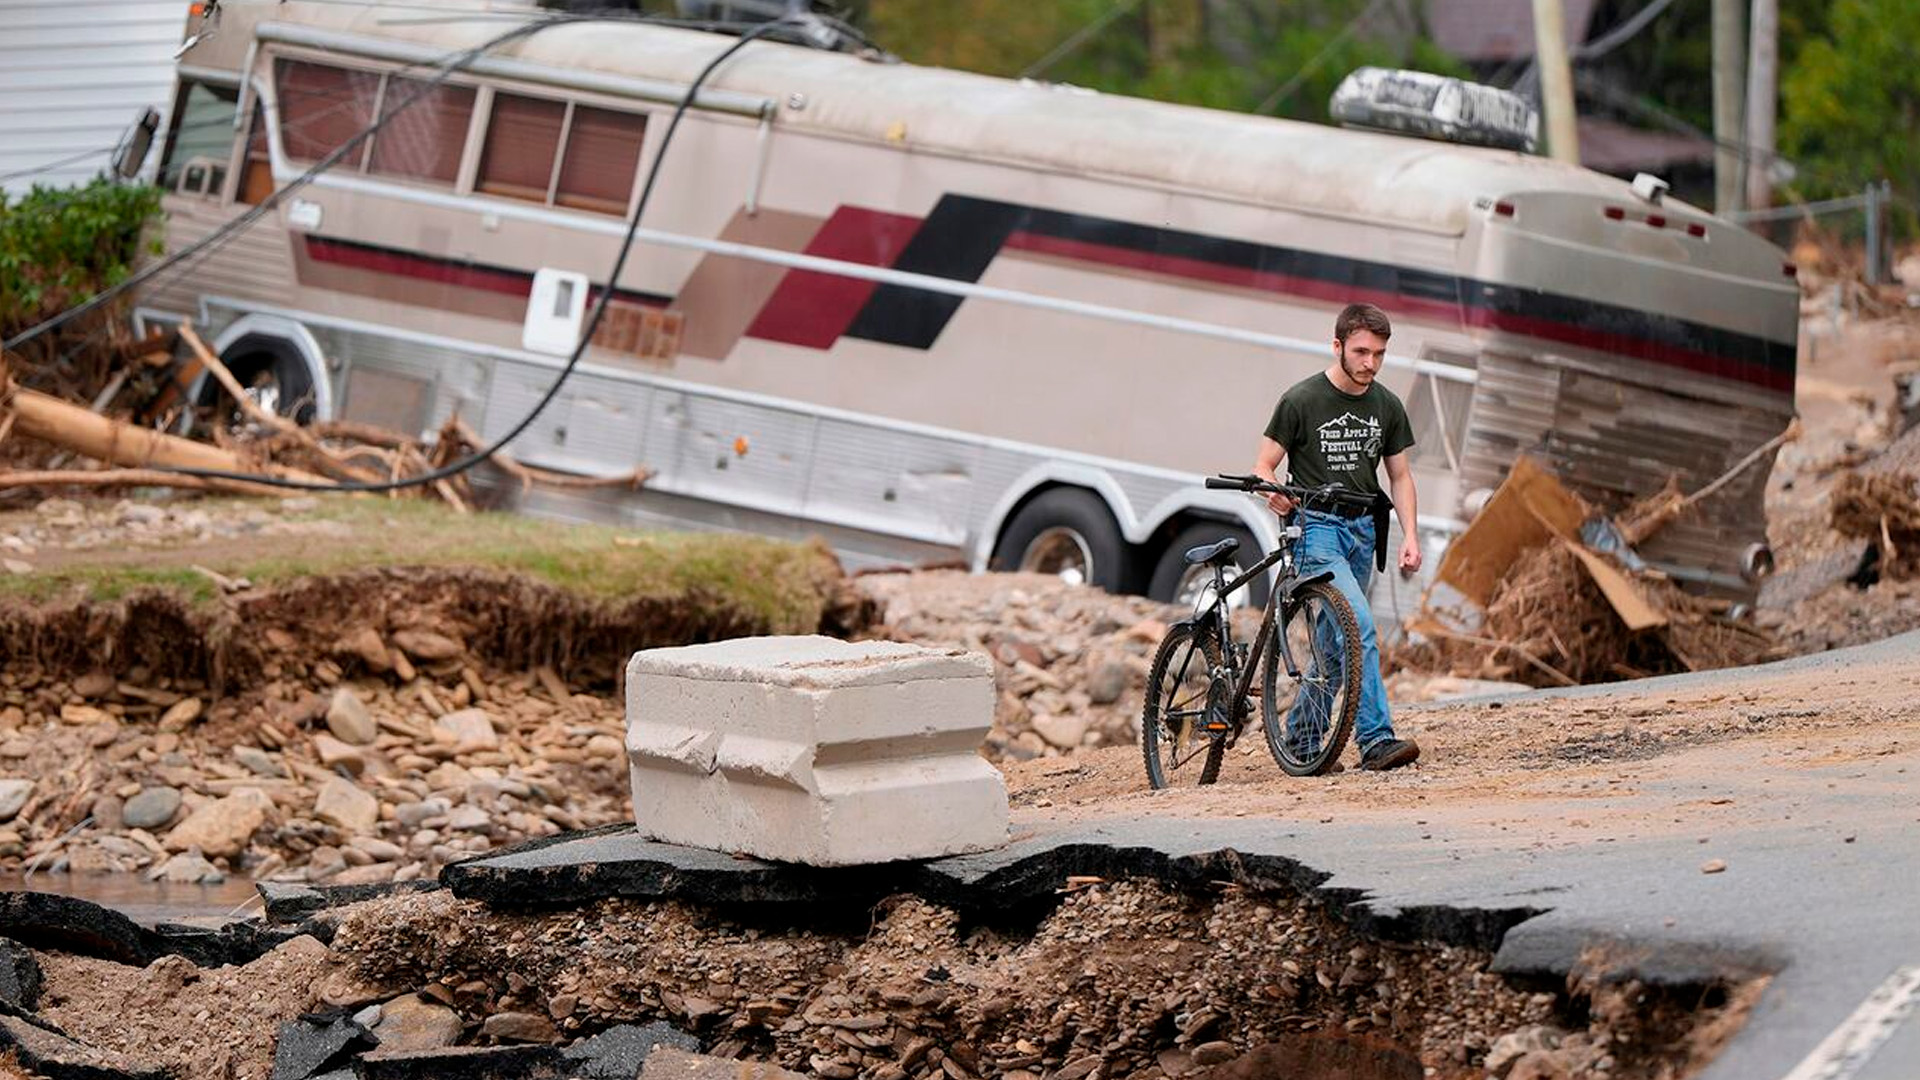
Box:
[113,107,161,181]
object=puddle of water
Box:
[0,872,261,927]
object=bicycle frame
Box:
[1185,519,1337,738]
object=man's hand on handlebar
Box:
[1265,489,1296,517]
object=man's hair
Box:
[1334,302,1393,344]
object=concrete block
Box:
[626,635,1006,866]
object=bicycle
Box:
[1140,474,1373,787]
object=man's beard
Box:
[1339,346,1375,384]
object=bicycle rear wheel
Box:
[1261,579,1363,776]
[1141,621,1227,789]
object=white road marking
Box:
[1779,965,1920,1080]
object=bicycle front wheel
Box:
[1261,579,1362,776]
[1141,621,1227,789]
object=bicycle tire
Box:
[1261,579,1363,776]
[1141,621,1227,789]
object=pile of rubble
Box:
[0,656,632,887]
[851,571,1189,761]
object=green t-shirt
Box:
[1263,373,1415,497]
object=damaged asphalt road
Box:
[441,629,1920,1079]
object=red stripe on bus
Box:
[1002,230,1463,323]
[1004,230,1790,392]
[745,207,925,349]
[308,236,532,298]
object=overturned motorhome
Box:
[140,2,1797,612]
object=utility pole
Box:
[1742,0,1778,213]
[1530,0,1579,163]
[1712,0,1746,214]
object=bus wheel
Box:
[1148,522,1268,609]
[992,488,1128,592]
[196,343,317,427]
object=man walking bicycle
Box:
[1253,303,1423,771]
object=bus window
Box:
[555,105,646,215]
[158,79,238,193]
[477,93,647,215]
[239,101,273,205]
[368,77,476,185]
[477,92,566,203]
[276,58,378,170]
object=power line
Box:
[7,12,809,496]
[0,148,113,187]
[1252,0,1390,116]
[158,18,797,494]
[1020,0,1146,80]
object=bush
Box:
[0,177,163,340]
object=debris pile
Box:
[0,324,646,509]
[0,660,634,887]
[1396,457,1778,687]
[852,571,1185,761]
[1828,470,1920,579]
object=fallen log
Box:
[1,355,328,487]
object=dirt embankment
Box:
[18,876,1762,1080]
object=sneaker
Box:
[1361,738,1421,771]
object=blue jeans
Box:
[1284,509,1396,752]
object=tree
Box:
[1779,0,1920,233]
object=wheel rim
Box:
[1272,591,1351,767]
[1149,631,1220,785]
[1172,562,1252,611]
[1021,526,1095,586]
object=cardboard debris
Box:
[1436,456,1588,606]
[1403,456,1773,686]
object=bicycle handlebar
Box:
[1204,473,1376,510]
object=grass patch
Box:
[0,498,841,631]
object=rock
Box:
[59,704,111,726]
[586,734,623,759]
[149,851,225,884]
[159,697,203,731]
[1,559,30,576]
[1200,1033,1424,1080]
[1701,858,1728,874]
[0,1012,167,1080]
[640,1047,808,1080]
[482,1012,557,1043]
[270,1015,374,1080]
[0,938,42,1010]
[1190,1042,1236,1066]
[395,799,450,828]
[1030,713,1090,750]
[1487,1027,1565,1078]
[445,805,491,832]
[349,837,404,863]
[122,787,183,830]
[326,689,378,746]
[313,734,366,776]
[234,746,286,778]
[433,709,498,750]
[336,628,392,673]
[165,788,271,858]
[72,672,117,699]
[562,1022,699,1079]
[314,778,379,834]
[393,630,463,661]
[369,994,464,1052]
[1085,660,1130,705]
[0,780,33,822]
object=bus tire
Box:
[1148,521,1270,608]
[991,488,1129,593]
[197,336,318,425]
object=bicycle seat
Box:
[1183,537,1240,566]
